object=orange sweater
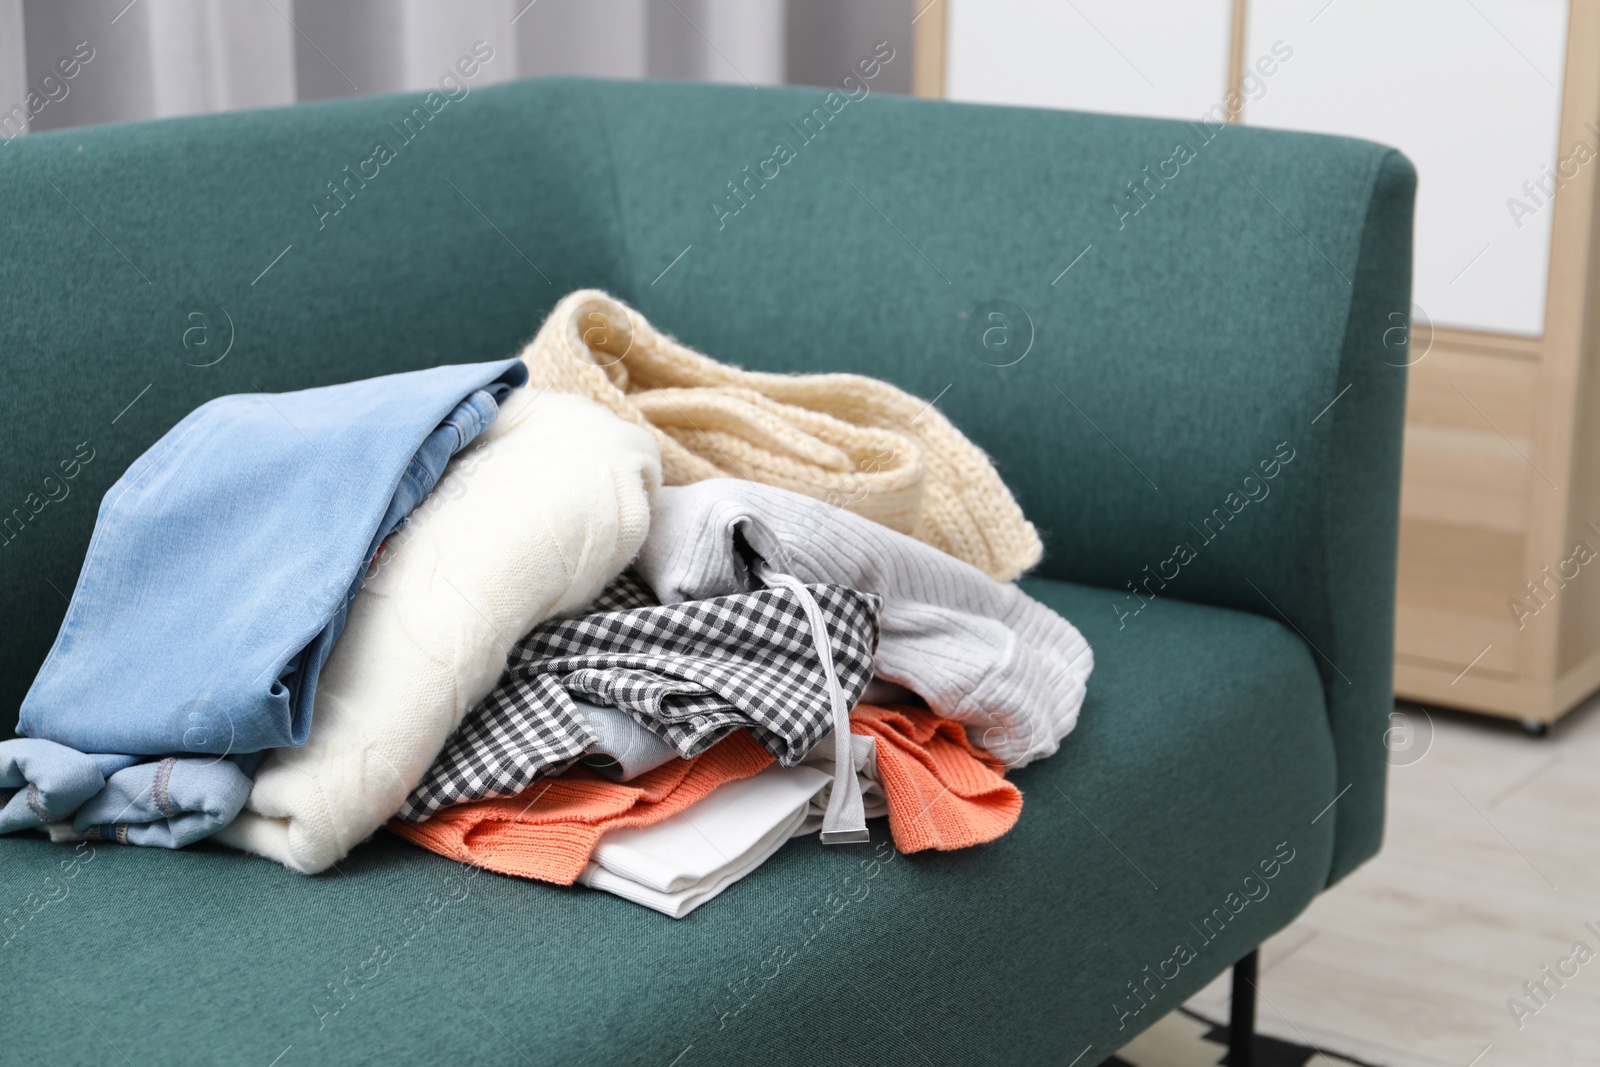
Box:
[388,730,773,884]
[391,704,1023,882]
[851,704,1022,853]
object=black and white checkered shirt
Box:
[399,570,881,821]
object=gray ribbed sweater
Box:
[635,480,1092,768]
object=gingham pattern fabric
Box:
[399,571,881,821]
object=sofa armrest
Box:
[1290,148,1415,881]
[1034,148,1416,886]
[1021,148,1416,887]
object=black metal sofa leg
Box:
[1229,949,1258,1067]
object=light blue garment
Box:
[18,359,526,757]
[576,701,681,782]
[0,739,135,834]
[73,757,253,848]
[374,387,503,553]
[268,386,506,728]
[0,738,252,848]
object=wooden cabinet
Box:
[922,0,1600,726]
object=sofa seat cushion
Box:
[0,579,1337,1066]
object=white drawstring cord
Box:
[753,562,869,844]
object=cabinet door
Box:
[1245,0,1568,337]
[946,0,1234,122]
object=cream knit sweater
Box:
[215,391,661,874]
[519,290,1042,582]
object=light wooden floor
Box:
[1182,694,1600,1067]
[1112,1008,1369,1066]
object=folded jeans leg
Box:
[71,757,254,848]
[0,739,136,835]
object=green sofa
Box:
[0,77,1412,1065]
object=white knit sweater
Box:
[216,391,661,874]
[635,480,1091,769]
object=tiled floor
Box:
[1174,694,1600,1067]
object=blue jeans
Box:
[71,756,254,848]
[19,358,526,758]
[0,739,134,834]
[0,738,253,848]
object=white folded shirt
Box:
[579,734,882,918]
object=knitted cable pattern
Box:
[518,290,1043,582]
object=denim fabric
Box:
[373,388,504,553]
[0,739,135,834]
[19,359,526,757]
[577,701,680,782]
[1,737,255,847]
[70,757,253,848]
[281,386,510,748]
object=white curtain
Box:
[0,1,26,125]
[646,0,784,86]
[0,0,907,138]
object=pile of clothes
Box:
[0,290,1093,918]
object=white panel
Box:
[946,0,1233,121]
[1245,0,1568,337]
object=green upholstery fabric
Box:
[1,579,1334,1066]
[0,76,1412,1062]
